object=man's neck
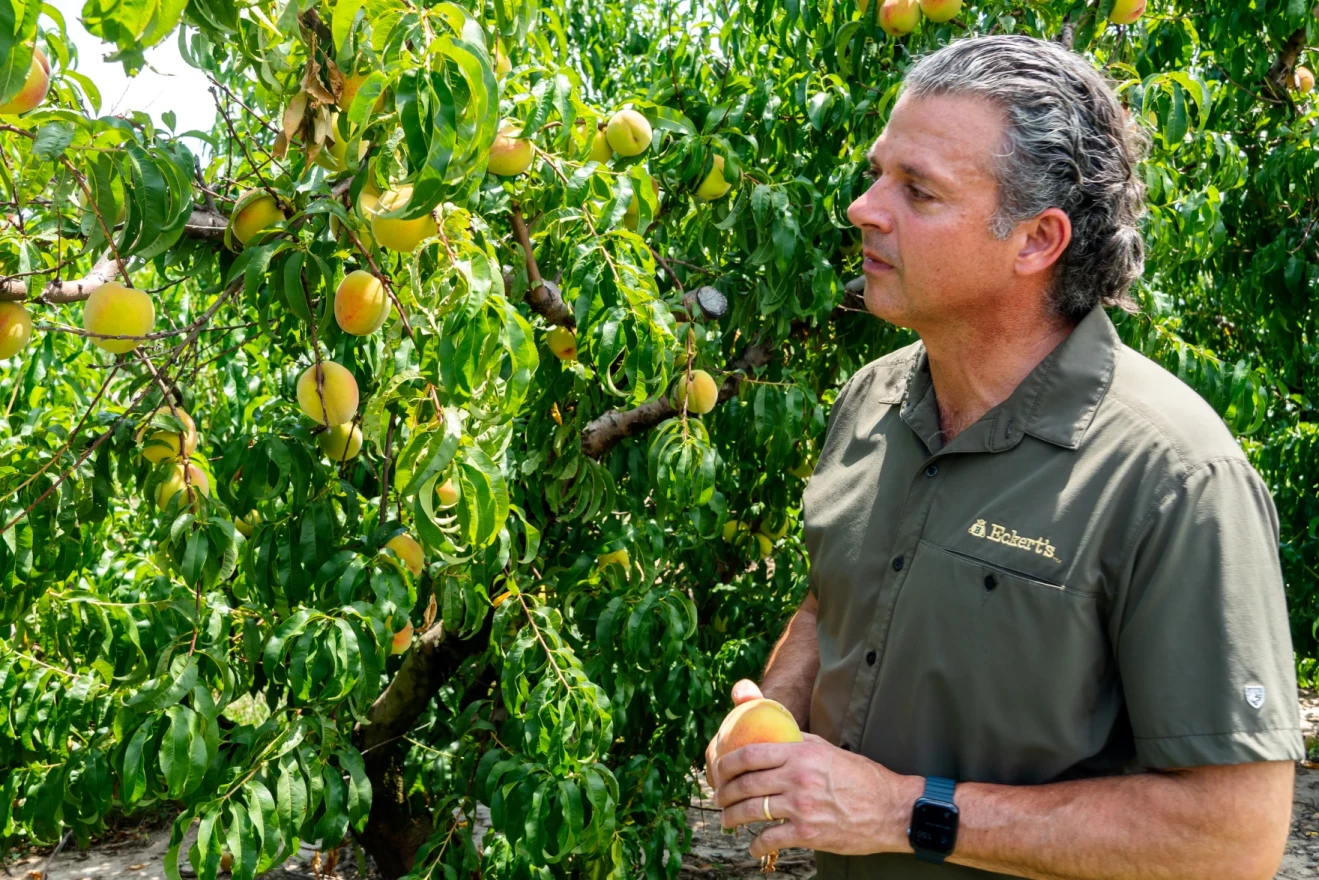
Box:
[921,310,1076,443]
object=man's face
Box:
[846,93,1020,332]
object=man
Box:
[704,34,1304,880]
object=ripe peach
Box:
[436,479,459,508]
[674,369,718,415]
[493,42,512,79]
[139,411,199,463]
[1107,0,1146,24]
[0,302,33,359]
[879,0,920,35]
[391,620,414,654]
[296,361,359,426]
[488,127,533,176]
[919,0,961,22]
[368,185,436,252]
[605,109,652,156]
[229,190,285,246]
[385,533,423,577]
[83,282,155,354]
[694,155,731,201]
[334,270,390,335]
[0,48,50,116]
[1295,66,1315,94]
[155,462,210,510]
[319,421,363,461]
[713,698,803,760]
[547,326,577,360]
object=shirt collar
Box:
[900,306,1120,454]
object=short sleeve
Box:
[805,369,865,601]
[1114,457,1304,769]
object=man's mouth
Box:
[862,250,894,273]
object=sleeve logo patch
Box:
[1244,684,1266,709]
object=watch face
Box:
[910,800,958,854]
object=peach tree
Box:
[0,0,1315,877]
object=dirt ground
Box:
[7,692,1319,880]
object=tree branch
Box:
[1265,28,1307,97]
[509,203,574,327]
[578,278,867,459]
[0,208,228,302]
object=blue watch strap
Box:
[923,776,956,803]
[912,777,958,864]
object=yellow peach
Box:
[1107,0,1146,24]
[368,185,436,252]
[0,302,33,359]
[229,190,285,246]
[694,155,731,201]
[547,326,577,360]
[605,109,652,156]
[296,361,359,426]
[674,369,718,415]
[385,533,424,577]
[139,411,199,464]
[0,48,50,116]
[235,510,261,537]
[155,462,210,511]
[83,282,155,354]
[713,698,802,759]
[319,421,363,461]
[918,0,961,22]
[488,127,533,176]
[334,270,390,335]
[391,620,414,654]
[879,0,920,35]
[589,129,613,163]
[436,478,459,508]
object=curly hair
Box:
[901,34,1150,321]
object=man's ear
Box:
[1015,207,1072,278]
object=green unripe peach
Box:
[674,369,718,415]
[334,270,390,336]
[605,109,652,157]
[296,361,359,426]
[722,519,747,541]
[235,510,261,538]
[0,302,33,359]
[547,326,577,360]
[488,127,533,176]
[83,282,155,354]
[319,421,363,461]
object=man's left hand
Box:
[713,733,923,858]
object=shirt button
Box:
[984,574,998,591]
[893,556,904,572]
[866,650,877,666]
[924,464,938,477]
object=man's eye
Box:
[908,185,929,200]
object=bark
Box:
[509,204,574,327]
[1265,28,1307,97]
[351,615,492,879]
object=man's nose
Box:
[847,183,894,234]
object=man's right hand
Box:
[704,678,764,789]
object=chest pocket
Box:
[873,539,1119,782]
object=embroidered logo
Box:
[968,519,1062,563]
[1244,684,1266,710]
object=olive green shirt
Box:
[802,306,1304,879]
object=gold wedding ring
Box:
[762,794,773,822]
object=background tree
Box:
[0,0,1315,877]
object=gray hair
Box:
[900,34,1149,321]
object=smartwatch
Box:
[907,776,959,863]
